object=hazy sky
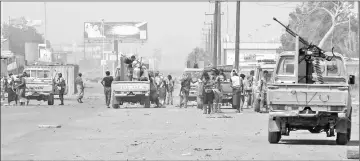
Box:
[2,2,299,71]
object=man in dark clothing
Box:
[101,71,114,108]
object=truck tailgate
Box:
[267,84,349,106]
[26,83,53,93]
[112,81,150,92]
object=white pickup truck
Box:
[111,68,151,108]
[267,51,355,145]
[24,68,55,105]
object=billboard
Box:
[84,22,148,43]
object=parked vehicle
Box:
[252,61,276,112]
[111,67,151,108]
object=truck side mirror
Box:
[348,75,355,85]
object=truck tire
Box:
[336,132,349,145]
[112,104,119,109]
[47,94,54,105]
[268,131,281,144]
[347,128,351,141]
[144,97,150,108]
[347,107,352,141]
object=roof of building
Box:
[223,42,282,50]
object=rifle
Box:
[273,17,335,62]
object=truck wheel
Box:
[336,133,349,145]
[112,104,119,109]
[47,94,54,105]
[347,107,352,141]
[144,97,150,108]
[268,131,281,144]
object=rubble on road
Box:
[38,124,62,128]
[347,147,359,159]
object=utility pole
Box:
[217,2,222,66]
[204,22,214,62]
[235,1,240,71]
[202,28,210,53]
[202,31,208,52]
[205,8,224,68]
[101,19,105,77]
[44,2,47,47]
[213,1,219,68]
[114,40,118,78]
[358,1,360,57]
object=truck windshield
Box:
[37,70,50,78]
[24,70,50,78]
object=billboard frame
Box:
[83,21,148,44]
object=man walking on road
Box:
[166,75,175,105]
[230,70,241,113]
[238,73,246,112]
[75,73,85,103]
[55,73,66,105]
[101,71,113,108]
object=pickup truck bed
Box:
[111,81,151,108]
[267,84,349,107]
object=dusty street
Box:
[1,83,359,160]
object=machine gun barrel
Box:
[273,17,310,46]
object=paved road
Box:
[1,83,359,160]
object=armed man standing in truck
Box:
[55,73,66,105]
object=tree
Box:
[279,1,358,58]
[186,47,210,68]
[1,20,46,55]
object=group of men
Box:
[179,68,271,114]
[98,69,176,108]
[0,72,67,106]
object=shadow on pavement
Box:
[280,139,359,146]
